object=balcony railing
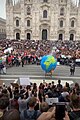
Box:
[40,16,50,22]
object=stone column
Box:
[21,0,25,40]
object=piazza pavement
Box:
[0,64,80,86]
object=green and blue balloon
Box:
[41,55,57,73]
[0,58,2,63]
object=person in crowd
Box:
[65,82,71,92]
[19,85,25,95]
[38,83,44,103]
[59,87,70,102]
[38,102,70,120]
[51,81,56,89]
[70,61,75,76]
[1,88,9,98]
[20,96,41,120]
[18,94,28,113]
[74,82,80,95]
[15,55,19,67]
[10,95,19,111]
[4,109,20,120]
[21,56,24,67]
[7,86,12,99]
[0,63,4,74]
[13,87,19,97]
[37,102,55,120]
[70,88,78,105]
[32,83,37,97]
[0,93,20,120]
[0,93,9,119]
[45,87,53,98]
[68,96,80,120]
[57,79,63,95]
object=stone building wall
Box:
[0,18,6,39]
[6,0,80,41]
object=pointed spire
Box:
[76,0,77,6]
[6,0,13,5]
[10,0,13,5]
[78,0,80,6]
[14,0,15,5]
[6,0,9,5]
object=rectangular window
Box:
[43,0,48,2]
[27,20,30,27]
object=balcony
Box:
[58,26,65,31]
[14,26,21,30]
[69,27,76,32]
[40,16,50,23]
[25,26,32,31]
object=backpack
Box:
[69,111,80,120]
[24,110,38,120]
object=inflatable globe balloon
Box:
[0,58,2,63]
[41,55,57,73]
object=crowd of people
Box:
[0,39,53,74]
[0,39,80,58]
[0,39,80,120]
[0,39,80,74]
[0,80,80,120]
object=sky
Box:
[0,0,6,19]
[0,0,79,19]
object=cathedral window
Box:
[27,20,30,27]
[59,34,63,40]
[27,6,31,15]
[42,29,47,40]
[60,20,63,27]
[2,29,3,33]
[61,0,63,2]
[60,7,64,16]
[43,0,48,2]
[16,20,19,27]
[43,10,47,18]
[27,33,31,40]
[16,33,20,40]
[71,20,74,27]
[70,34,74,41]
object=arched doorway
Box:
[70,34,74,41]
[42,29,47,40]
[16,33,20,39]
[59,34,63,40]
[27,33,31,40]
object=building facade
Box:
[6,0,80,41]
[0,18,6,39]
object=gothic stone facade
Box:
[6,0,80,41]
[0,18,6,39]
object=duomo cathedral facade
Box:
[6,0,80,41]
